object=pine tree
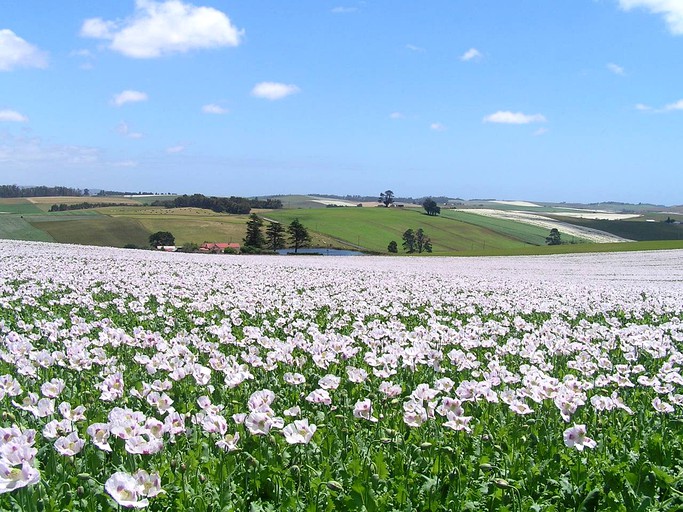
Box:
[265,221,286,251]
[244,214,265,248]
[287,218,312,253]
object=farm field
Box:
[1,241,683,510]
[263,207,547,253]
[549,215,683,242]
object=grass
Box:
[263,206,544,253]
[434,239,683,257]
[549,215,683,241]
[102,207,249,246]
[0,198,45,214]
[0,216,54,241]
[30,216,151,247]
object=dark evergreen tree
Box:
[243,214,265,248]
[265,221,286,251]
[387,240,398,253]
[415,228,433,253]
[422,198,441,216]
[287,218,312,253]
[402,229,416,253]
[546,228,562,246]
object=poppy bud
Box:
[326,481,343,492]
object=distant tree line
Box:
[0,184,85,198]
[49,202,134,212]
[151,194,283,214]
[96,190,160,196]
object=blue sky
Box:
[1,0,682,204]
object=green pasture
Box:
[0,198,44,214]
[30,216,151,247]
[262,206,541,253]
[550,215,683,241]
[436,239,683,257]
[0,215,54,241]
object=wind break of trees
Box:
[0,185,87,198]
[243,214,311,254]
[151,194,282,214]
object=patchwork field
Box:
[1,241,682,511]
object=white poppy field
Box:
[1,240,683,511]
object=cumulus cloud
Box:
[112,90,148,107]
[607,62,625,75]
[483,111,547,124]
[202,103,229,114]
[80,0,243,58]
[430,122,447,131]
[635,103,652,111]
[619,0,683,34]
[0,109,28,122]
[251,82,300,100]
[0,29,48,71]
[166,144,185,153]
[389,112,404,120]
[460,48,482,62]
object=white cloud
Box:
[166,145,185,153]
[389,112,404,120]
[112,90,148,107]
[251,82,300,100]
[0,29,48,71]
[117,122,144,139]
[460,48,482,62]
[0,109,28,122]
[533,127,549,136]
[202,103,229,114]
[635,103,652,111]
[0,133,100,167]
[483,111,547,124]
[607,62,625,75]
[80,0,244,58]
[331,6,358,14]
[664,99,683,110]
[619,0,683,34]
[430,122,447,131]
[405,44,425,52]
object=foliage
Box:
[265,222,287,251]
[244,214,266,249]
[287,218,312,253]
[403,228,432,253]
[1,241,683,511]
[422,198,441,216]
[149,231,175,247]
[402,229,416,253]
[415,228,433,253]
[151,194,283,214]
[49,202,133,212]
[379,190,395,207]
[546,228,562,246]
[0,184,84,198]
[388,240,398,253]
[179,242,199,253]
